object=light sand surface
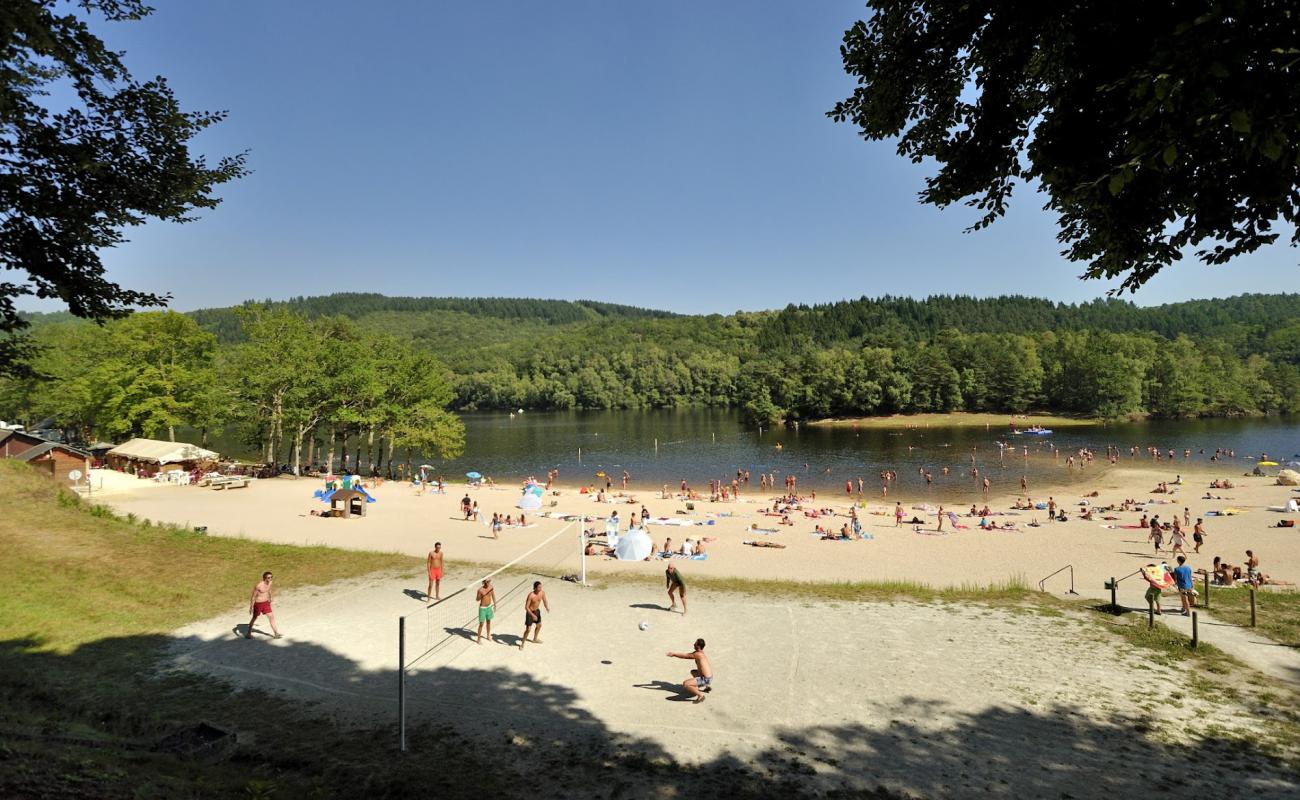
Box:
[169,574,1298,798]
[106,465,1300,601]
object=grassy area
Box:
[807,411,1097,430]
[0,461,417,654]
[597,571,1035,606]
[1201,585,1300,648]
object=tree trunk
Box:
[325,426,336,474]
[293,425,305,476]
[366,427,376,474]
[386,437,397,479]
[353,434,362,473]
[306,432,316,472]
[404,447,412,476]
[200,427,209,448]
[168,424,175,442]
[340,433,349,474]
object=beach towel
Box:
[1141,564,1175,589]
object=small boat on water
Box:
[1012,427,1053,436]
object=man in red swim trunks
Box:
[245,571,282,639]
[426,542,444,605]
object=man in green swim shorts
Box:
[475,578,496,644]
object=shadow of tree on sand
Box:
[3,634,1298,799]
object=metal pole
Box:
[1110,577,1117,614]
[578,447,581,463]
[398,616,407,752]
[1250,588,1257,627]
[654,438,658,455]
[1191,611,1198,649]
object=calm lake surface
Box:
[211,410,1299,501]
[421,410,1299,501]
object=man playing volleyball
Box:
[519,581,550,649]
[426,542,444,604]
[244,571,281,639]
[475,578,496,644]
[667,638,712,704]
[665,563,687,614]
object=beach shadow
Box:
[492,633,524,647]
[629,603,670,611]
[402,589,426,602]
[442,626,477,642]
[631,680,693,701]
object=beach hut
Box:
[13,441,91,487]
[105,438,218,474]
[330,489,368,518]
[0,429,46,459]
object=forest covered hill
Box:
[13,292,1300,424]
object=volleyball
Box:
[638,621,648,631]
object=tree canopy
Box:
[0,0,246,373]
[830,1,1300,291]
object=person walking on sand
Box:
[461,493,472,520]
[1149,517,1163,553]
[667,638,713,704]
[1047,497,1056,521]
[475,578,496,644]
[895,502,904,527]
[245,571,281,639]
[519,581,550,649]
[1193,518,1207,553]
[426,542,444,604]
[666,563,687,614]
[936,505,945,532]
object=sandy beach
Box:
[101,462,1300,605]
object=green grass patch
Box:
[1201,585,1300,648]
[0,461,416,653]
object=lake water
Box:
[209,410,1299,501]
[422,410,1300,501]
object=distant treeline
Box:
[12,293,1300,424]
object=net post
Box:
[580,524,587,586]
[398,615,407,752]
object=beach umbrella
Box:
[466,471,482,479]
[615,528,652,561]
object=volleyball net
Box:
[397,520,583,750]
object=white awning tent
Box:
[106,438,219,465]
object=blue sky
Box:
[25,1,1296,315]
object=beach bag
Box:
[1277,519,1295,528]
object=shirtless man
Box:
[666,563,687,614]
[426,542,444,604]
[461,493,472,519]
[475,578,496,644]
[519,581,550,649]
[245,571,281,639]
[667,638,713,704]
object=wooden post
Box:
[1202,572,1209,610]
[578,447,581,463]
[1191,611,1198,649]
[398,616,407,752]
[1148,597,1155,629]
[654,438,658,455]
[1250,588,1257,627]
[1110,577,1117,614]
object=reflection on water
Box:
[206,410,1299,503]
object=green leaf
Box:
[1108,172,1126,195]
[1162,144,1177,166]
[1229,110,1251,133]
